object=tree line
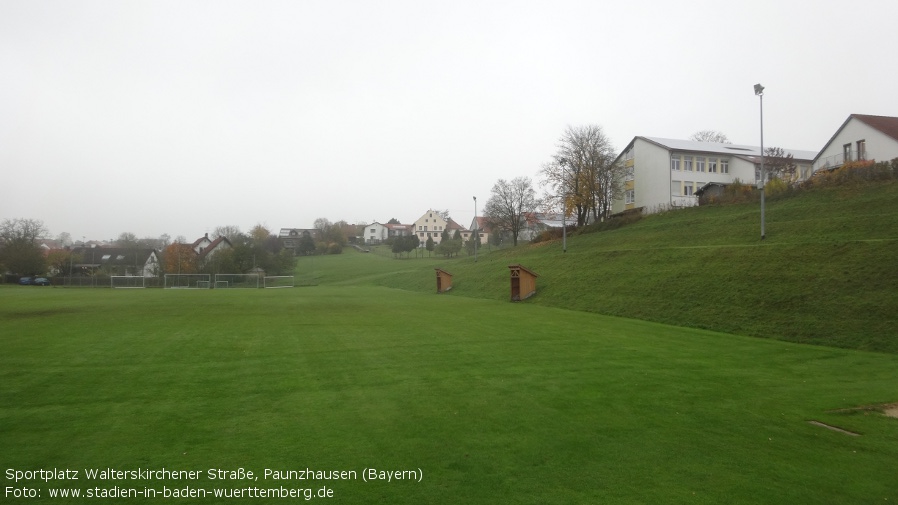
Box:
[0,220,297,279]
[483,124,625,247]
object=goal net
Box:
[111,276,146,289]
[164,274,212,289]
[264,275,295,288]
[214,274,261,289]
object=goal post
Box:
[214,274,260,289]
[164,274,212,289]
[111,276,146,289]
[264,275,295,288]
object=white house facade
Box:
[364,222,389,244]
[412,210,449,245]
[813,114,898,172]
[612,137,815,214]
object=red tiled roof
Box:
[197,236,232,260]
[446,218,466,231]
[852,114,898,142]
[191,235,210,248]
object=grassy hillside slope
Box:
[316,181,898,353]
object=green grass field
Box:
[2,284,897,504]
[2,181,896,503]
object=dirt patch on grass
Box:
[827,402,898,419]
[807,420,861,436]
[883,404,898,419]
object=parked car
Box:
[33,277,51,286]
[18,277,32,285]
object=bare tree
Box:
[213,225,242,240]
[690,130,732,144]
[764,147,797,182]
[313,218,346,248]
[484,177,539,246]
[0,218,46,244]
[541,125,622,226]
[116,232,140,248]
[56,231,73,246]
[0,218,48,275]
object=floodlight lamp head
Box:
[754,83,764,95]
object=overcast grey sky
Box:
[2,0,896,242]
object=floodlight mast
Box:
[755,83,766,240]
[559,158,567,253]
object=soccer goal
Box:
[111,276,146,289]
[264,275,295,288]
[214,274,261,289]
[164,274,212,289]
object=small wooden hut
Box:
[508,264,538,301]
[435,268,453,293]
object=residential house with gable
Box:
[365,222,389,244]
[813,114,898,172]
[611,137,816,214]
[191,233,231,257]
[192,234,213,254]
[386,222,412,239]
[467,217,491,245]
[363,222,414,245]
[71,246,160,277]
[412,210,449,245]
[279,228,317,253]
[193,234,232,267]
[411,210,490,247]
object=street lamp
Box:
[558,158,568,253]
[755,83,766,240]
[472,196,478,262]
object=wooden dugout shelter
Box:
[508,264,538,301]
[435,268,453,293]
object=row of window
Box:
[418,225,444,231]
[623,180,712,204]
[671,155,729,174]
[418,232,483,239]
[675,181,706,196]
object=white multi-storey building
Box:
[612,137,815,214]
